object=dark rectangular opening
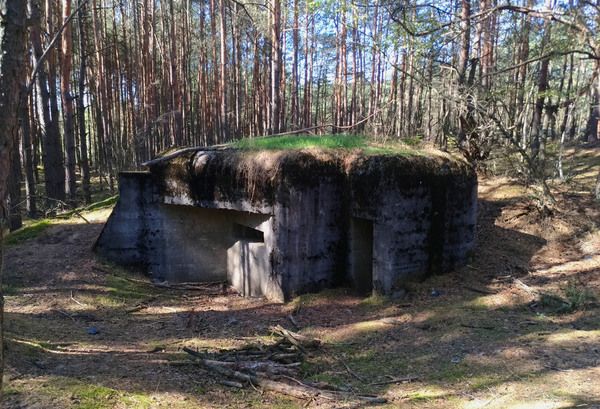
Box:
[350,217,373,295]
[233,223,264,243]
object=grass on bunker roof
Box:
[2,145,600,409]
[232,133,426,156]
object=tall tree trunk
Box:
[585,60,600,143]
[291,0,299,129]
[218,0,228,140]
[516,0,532,147]
[457,0,471,86]
[30,0,65,203]
[77,0,91,203]
[457,0,480,162]
[61,0,77,202]
[231,2,241,136]
[270,0,282,134]
[303,0,314,129]
[530,0,553,162]
[368,0,379,123]
[21,89,37,217]
[584,0,600,143]
[7,137,22,231]
[0,0,28,394]
[209,0,220,141]
[47,0,66,199]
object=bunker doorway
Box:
[350,217,373,295]
[228,223,270,297]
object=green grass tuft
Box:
[234,134,368,150]
[359,293,391,310]
[539,282,598,314]
[30,376,156,409]
[4,219,53,246]
[563,281,597,310]
[106,275,151,300]
[233,134,424,156]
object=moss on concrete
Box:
[149,140,475,210]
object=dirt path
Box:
[3,176,600,409]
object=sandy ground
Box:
[2,167,600,408]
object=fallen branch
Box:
[513,278,539,295]
[288,314,300,329]
[269,352,302,363]
[369,375,419,386]
[53,309,75,322]
[70,290,87,306]
[183,347,386,404]
[338,358,366,382]
[463,285,497,295]
[126,297,157,313]
[202,358,300,377]
[271,325,321,353]
[460,323,496,330]
[152,280,227,293]
[220,380,244,388]
[142,145,230,167]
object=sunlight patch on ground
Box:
[580,229,600,256]
[478,177,529,201]
[531,255,600,277]
[464,399,568,409]
[405,386,448,402]
[542,328,600,344]
[312,314,412,343]
[463,292,524,311]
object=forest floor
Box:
[2,145,600,409]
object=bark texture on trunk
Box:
[0,0,28,395]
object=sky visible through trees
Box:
[4,0,600,222]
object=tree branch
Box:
[25,0,91,95]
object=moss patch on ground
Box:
[3,219,53,246]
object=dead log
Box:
[202,358,300,377]
[269,352,302,363]
[220,380,244,388]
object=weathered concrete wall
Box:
[273,178,347,299]
[95,148,477,302]
[441,177,478,272]
[346,155,477,294]
[149,206,236,282]
[371,186,434,294]
[94,172,154,267]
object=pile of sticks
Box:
[183,325,387,404]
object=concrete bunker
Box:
[95,146,477,302]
